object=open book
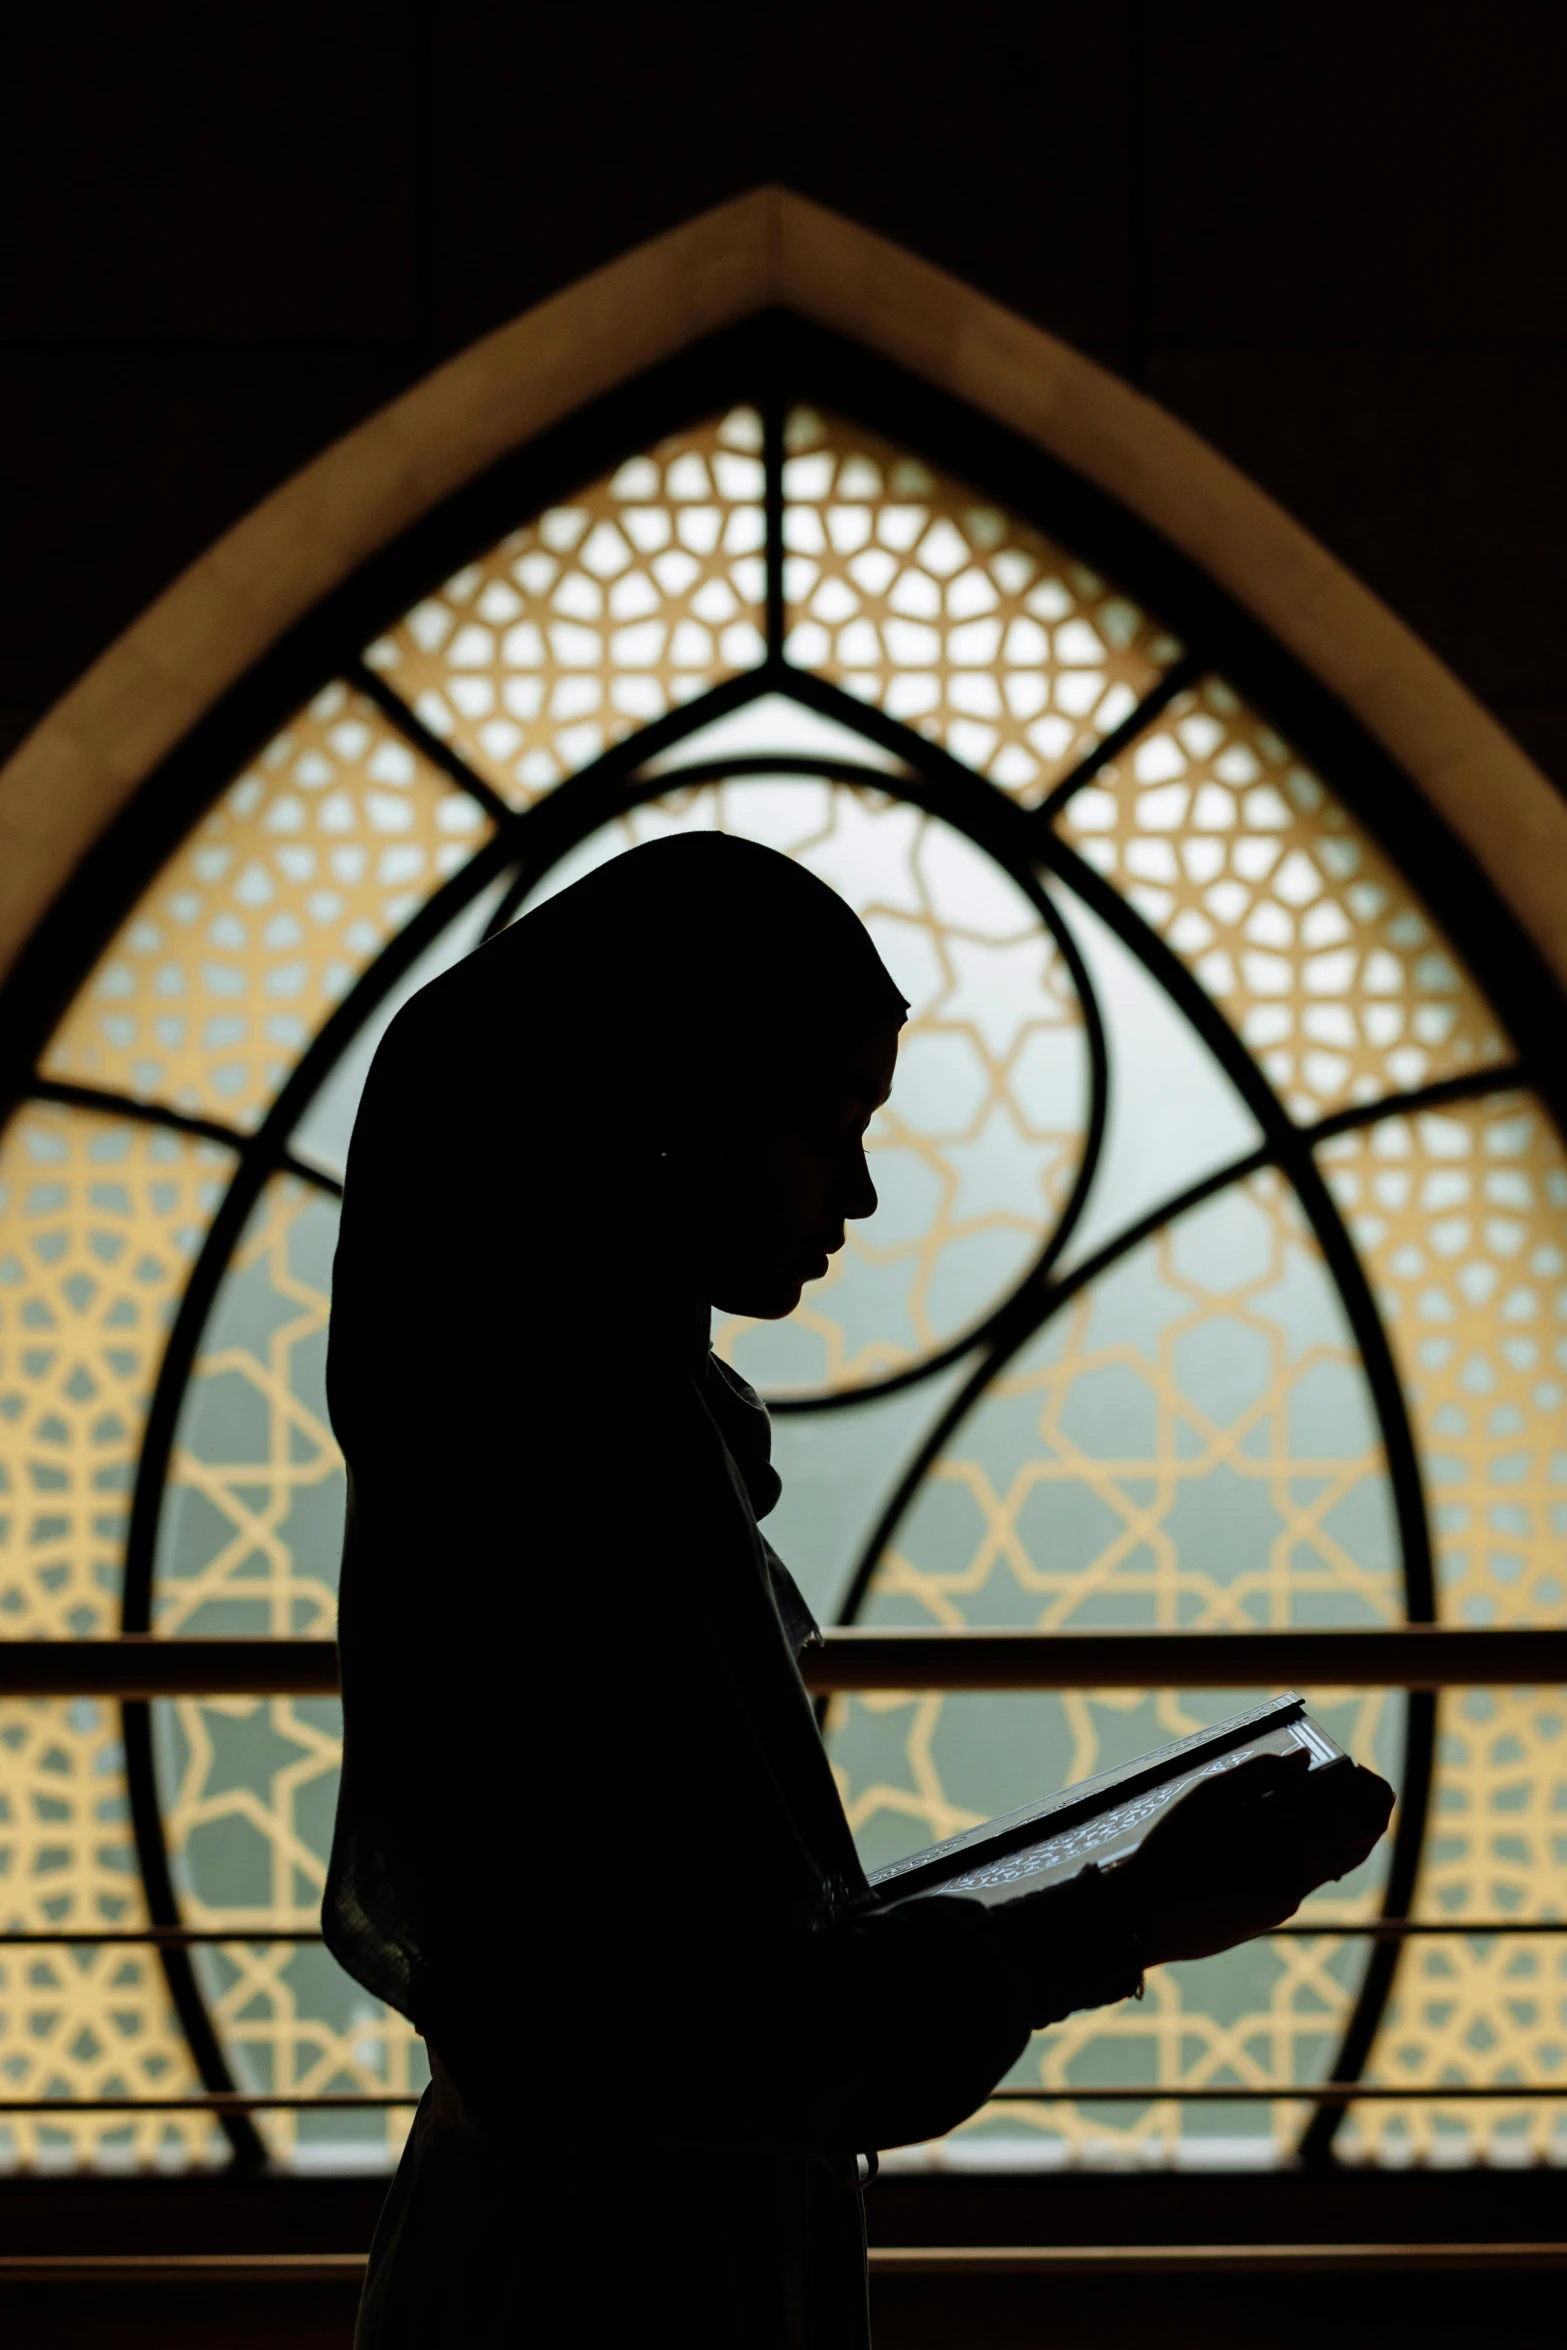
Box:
[866,1692,1347,1908]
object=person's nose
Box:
[841,1142,878,1223]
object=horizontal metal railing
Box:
[1,2245,1562,2283]
[6,1915,1564,1949]
[869,2243,1567,2272]
[2,2080,1565,2117]
[1,1629,1562,2127]
[2,1625,1566,1699]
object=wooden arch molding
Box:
[4,185,1565,990]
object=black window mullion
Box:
[1309,1062,1528,1142]
[346,656,517,827]
[28,1077,250,1156]
[1033,650,1203,826]
[26,1075,346,1199]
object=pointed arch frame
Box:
[4,186,1566,1008]
[3,201,1565,2174]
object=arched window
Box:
[2,259,1563,2178]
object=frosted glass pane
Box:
[765,1356,974,1623]
[365,410,767,807]
[1319,1091,1567,1627]
[152,1174,424,2171]
[1348,1682,1567,2165]
[639,688,909,777]
[289,872,514,1184]
[866,1166,1398,1637]
[1048,880,1261,1277]
[1056,676,1510,1123]
[782,407,1181,805]
[42,684,492,1133]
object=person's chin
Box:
[716,1275,809,1321]
[716,1249,833,1320]
[754,1280,809,1321]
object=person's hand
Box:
[1110,1750,1394,1966]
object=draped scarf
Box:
[323,834,909,2094]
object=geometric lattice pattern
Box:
[42,684,491,1131]
[829,1169,1402,2161]
[157,1695,424,2168]
[1057,678,1512,1122]
[0,1700,215,2168]
[157,1178,342,1640]
[857,1168,1398,1646]
[365,411,766,807]
[6,395,1566,2177]
[0,1104,234,1639]
[1352,1686,1567,2163]
[541,775,1089,1395]
[148,1179,416,2163]
[783,407,1180,806]
[1320,1094,1567,1625]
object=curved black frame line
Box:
[0,322,1559,2170]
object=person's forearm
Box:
[640,1875,1147,2155]
[985,1861,1148,2027]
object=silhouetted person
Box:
[323,834,1391,2347]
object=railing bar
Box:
[867,2245,1567,2273]
[1259,1919,1567,1937]
[0,1930,326,1945]
[986,2084,1567,2103]
[4,2246,1566,2282]
[3,1920,1562,1948]
[802,1627,1567,1693]
[0,2093,423,2112]
[2,2083,1564,2113]
[5,1628,1567,1699]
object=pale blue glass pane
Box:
[862,1168,1398,1639]
[766,1355,975,1623]
[1047,879,1262,1276]
[639,688,909,779]
[156,1181,342,1639]
[290,871,514,1186]
[152,1177,423,2168]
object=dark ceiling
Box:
[6,2,1566,793]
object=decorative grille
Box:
[1,373,1561,2173]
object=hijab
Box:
[323,833,908,2068]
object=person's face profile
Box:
[697,1016,902,1321]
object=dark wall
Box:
[7,3,1566,784]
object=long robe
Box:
[321,839,1134,2346]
